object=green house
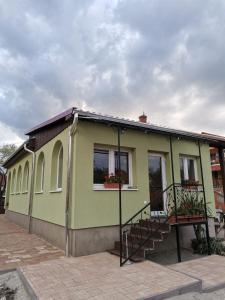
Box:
[3,108,220,262]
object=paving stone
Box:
[0,215,63,270]
[21,252,200,300]
[169,255,225,291]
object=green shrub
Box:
[191,237,225,255]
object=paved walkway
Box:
[21,252,200,300]
[167,288,225,300]
[2,215,225,299]
[0,215,63,270]
[169,255,225,292]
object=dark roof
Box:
[201,132,225,143]
[26,107,76,135]
[4,107,225,169]
[25,106,225,143]
[75,109,217,142]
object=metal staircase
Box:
[109,183,210,266]
[109,218,170,262]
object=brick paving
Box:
[0,215,63,270]
[169,255,225,291]
[3,215,225,299]
[21,252,200,300]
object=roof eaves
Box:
[76,110,216,143]
[25,107,76,135]
[2,141,28,168]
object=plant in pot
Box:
[104,173,121,189]
[104,170,128,189]
[168,190,209,224]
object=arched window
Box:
[6,172,11,206]
[16,166,22,193]
[11,169,16,194]
[51,141,63,190]
[36,152,45,192]
[22,161,29,192]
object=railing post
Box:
[169,136,177,222]
[198,140,211,255]
[170,136,181,262]
[118,126,123,266]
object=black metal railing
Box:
[120,184,174,266]
[120,182,209,266]
[166,183,208,224]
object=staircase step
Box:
[139,219,170,232]
[108,249,145,262]
[130,226,164,239]
[114,240,146,257]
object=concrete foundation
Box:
[70,225,119,256]
[5,210,29,229]
[5,210,216,258]
[6,210,65,251]
[5,210,119,257]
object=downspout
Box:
[65,111,79,257]
[24,143,35,234]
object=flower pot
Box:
[104,182,122,189]
[168,215,204,224]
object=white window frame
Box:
[23,162,29,193]
[93,147,133,190]
[40,157,45,192]
[180,156,198,182]
[56,145,63,191]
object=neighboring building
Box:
[210,147,223,188]
[0,170,6,214]
[3,108,224,260]
[210,147,225,213]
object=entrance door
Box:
[148,153,167,215]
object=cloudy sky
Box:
[0,0,225,145]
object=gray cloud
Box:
[0,0,225,144]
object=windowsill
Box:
[93,187,138,191]
[35,191,43,194]
[49,189,62,193]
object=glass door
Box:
[148,154,167,215]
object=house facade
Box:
[3,108,220,258]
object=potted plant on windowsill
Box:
[104,173,123,189]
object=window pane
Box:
[57,147,63,188]
[41,159,45,191]
[115,152,129,184]
[180,158,185,183]
[149,155,163,211]
[94,150,109,184]
[188,159,195,181]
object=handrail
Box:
[120,182,208,265]
[122,183,176,228]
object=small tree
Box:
[0,144,17,166]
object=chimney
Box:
[139,113,147,123]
